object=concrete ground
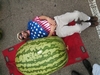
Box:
[0,0,100,75]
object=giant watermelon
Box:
[15,36,68,75]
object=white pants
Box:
[54,10,91,37]
[92,64,100,75]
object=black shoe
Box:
[82,59,92,75]
[71,70,81,75]
[85,16,98,22]
[90,22,99,27]
[90,16,98,22]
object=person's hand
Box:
[50,24,56,32]
[47,25,56,37]
[39,16,56,26]
[47,17,56,26]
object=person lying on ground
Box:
[17,10,98,41]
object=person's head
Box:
[17,31,30,41]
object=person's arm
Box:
[39,16,56,37]
[47,30,54,37]
[39,16,56,26]
[47,25,56,37]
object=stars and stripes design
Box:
[33,16,51,33]
[27,16,51,40]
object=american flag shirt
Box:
[27,16,51,40]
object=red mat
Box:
[2,21,89,75]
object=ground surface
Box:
[0,0,100,75]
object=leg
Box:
[56,24,80,37]
[56,22,91,37]
[54,10,81,26]
[78,22,91,31]
[78,12,99,27]
[78,12,90,21]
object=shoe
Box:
[71,70,81,75]
[90,22,99,27]
[82,59,92,75]
[85,16,98,22]
[90,16,98,22]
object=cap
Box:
[17,32,22,41]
